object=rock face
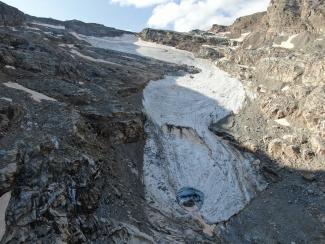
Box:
[267,0,325,34]
[0,1,25,26]
[242,0,325,48]
[229,12,266,35]
[213,0,325,171]
[140,28,230,53]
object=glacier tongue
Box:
[78,33,267,224]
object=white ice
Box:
[3,82,57,103]
[74,33,266,223]
[273,34,299,49]
[69,49,122,67]
[31,22,65,30]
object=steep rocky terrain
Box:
[140,0,325,243]
[0,2,205,243]
[0,0,324,243]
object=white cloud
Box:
[110,0,169,8]
[111,0,270,32]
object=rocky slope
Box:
[0,1,207,243]
[0,0,324,243]
[216,0,325,169]
[140,0,325,243]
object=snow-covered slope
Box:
[74,33,266,224]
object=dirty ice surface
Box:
[75,33,266,224]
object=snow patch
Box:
[4,65,15,70]
[31,22,65,30]
[25,26,41,31]
[3,82,57,102]
[230,32,251,42]
[0,97,12,102]
[281,86,290,91]
[273,34,299,49]
[275,118,291,127]
[70,31,84,40]
[58,43,74,48]
[0,191,11,241]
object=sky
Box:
[1,0,270,32]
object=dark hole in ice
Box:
[176,187,204,210]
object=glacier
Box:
[73,33,267,225]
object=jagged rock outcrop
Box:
[0,2,25,26]
[268,0,325,34]
[229,12,266,35]
[240,0,325,48]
